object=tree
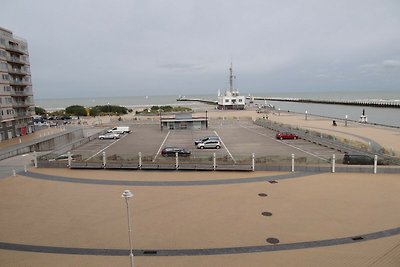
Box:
[65,105,87,116]
[35,106,46,115]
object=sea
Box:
[35,90,400,127]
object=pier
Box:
[177,97,217,105]
[247,97,400,108]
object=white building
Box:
[217,64,245,110]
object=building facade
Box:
[160,113,208,130]
[0,27,35,140]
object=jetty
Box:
[247,97,400,108]
[177,97,217,105]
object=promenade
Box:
[0,110,399,266]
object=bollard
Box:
[19,138,22,143]
[138,152,142,169]
[24,165,27,172]
[13,169,16,176]
[252,153,255,171]
[373,155,378,174]
[278,108,281,116]
[213,153,216,171]
[345,115,348,127]
[305,110,308,120]
[33,151,38,167]
[102,152,106,168]
[291,154,295,172]
[332,154,336,173]
[175,152,179,170]
[67,152,72,168]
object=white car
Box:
[197,140,221,149]
[99,133,120,140]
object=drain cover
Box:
[258,193,268,197]
[262,211,272,216]
[266,237,280,244]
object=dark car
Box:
[342,154,387,165]
[161,147,191,157]
[276,132,298,140]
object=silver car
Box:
[99,133,120,140]
[197,140,221,149]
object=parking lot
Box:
[70,119,344,166]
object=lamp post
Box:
[122,190,134,267]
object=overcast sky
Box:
[2,0,400,99]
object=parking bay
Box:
[69,120,344,164]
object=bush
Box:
[65,105,87,116]
[89,105,128,116]
[35,106,46,115]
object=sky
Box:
[1,0,400,99]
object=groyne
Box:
[248,97,400,108]
[177,98,217,105]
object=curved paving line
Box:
[1,226,400,256]
[19,171,315,186]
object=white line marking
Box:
[153,131,170,162]
[85,135,128,161]
[213,130,236,163]
[239,125,329,161]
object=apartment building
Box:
[0,27,35,140]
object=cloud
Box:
[157,63,206,72]
[383,59,400,69]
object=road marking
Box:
[239,125,329,161]
[85,134,128,161]
[153,131,170,162]
[213,130,236,163]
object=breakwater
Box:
[248,97,400,108]
[177,98,217,105]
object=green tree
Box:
[65,105,87,116]
[35,106,46,115]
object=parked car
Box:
[161,147,191,157]
[107,126,131,134]
[49,153,77,161]
[194,136,219,145]
[276,132,299,140]
[197,140,221,149]
[342,154,387,165]
[99,133,120,140]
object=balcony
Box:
[5,44,26,54]
[9,79,31,86]
[10,89,33,96]
[5,55,29,65]
[14,111,35,119]
[12,100,34,108]
[8,67,29,75]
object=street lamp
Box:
[122,190,134,267]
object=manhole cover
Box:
[262,211,272,216]
[266,237,280,244]
[258,193,268,197]
[268,180,278,184]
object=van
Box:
[194,136,219,145]
[107,126,131,134]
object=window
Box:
[2,74,8,80]
[239,99,243,102]
[0,39,5,45]
[225,99,229,103]
[4,86,11,92]
[0,61,7,69]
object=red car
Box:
[276,132,298,140]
